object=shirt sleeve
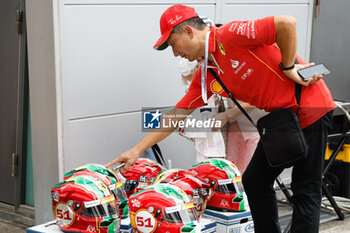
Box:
[175,69,213,109]
[224,16,276,48]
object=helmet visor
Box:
[192,196,206,218]
[109,181,127,200]
[164,204,197,224]
[82,195,118,218]
[216,177,244,194]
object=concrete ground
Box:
[0,218,27,233]
[278,204,350,233]
[1,209,350,233]
[320,218,350,233]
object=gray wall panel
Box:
[66,113,196,172]
[26,0,60,224]
[60,3,216,119]
[310,0,350,102]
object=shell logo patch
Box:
[218,42,226,56]
[210,80,224,95]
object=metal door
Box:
[310,0,350,101]
[0,0,26,209]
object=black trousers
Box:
[242,111,333,233]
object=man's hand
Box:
[283,62,322,86]
[105,148,141,173]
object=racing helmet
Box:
[134,158,166,173]
[189,158,247,212]
[64,163,129,219]
[120,159,165,197]
[129,183,201,233]
[51,175,120,233]
[153,169,213,218]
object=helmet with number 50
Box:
[51,175,120,233]
[189,158,247,212]
[129,184,201,233]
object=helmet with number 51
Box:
[51,175,120,233]
[129,183,201,233]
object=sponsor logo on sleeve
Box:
[237,23,247,36]
[228,22,238,32]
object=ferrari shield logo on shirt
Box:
[218,42,226,56]
[143,110,161,129]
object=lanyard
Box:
[201,30,211,106]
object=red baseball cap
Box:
[153,5,198,50]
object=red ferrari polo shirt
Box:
[175,16,336,128]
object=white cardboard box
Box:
[119,218,134,233]
[203,209,254,233]
[26,221,61,233]
[200,218,217,233]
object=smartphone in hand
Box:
[297,64,330,80]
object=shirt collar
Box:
[208,26,217,53]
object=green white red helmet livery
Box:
[119,158,165,197]
[129,183,201,233]
[64,163,129,219]
[153,168,213,219]
[189,158,248,212]
[51,175,120,233]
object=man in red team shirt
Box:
[107,5,336,233]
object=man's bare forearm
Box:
[274,15,297,67]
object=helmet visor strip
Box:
[109,181,127,200]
